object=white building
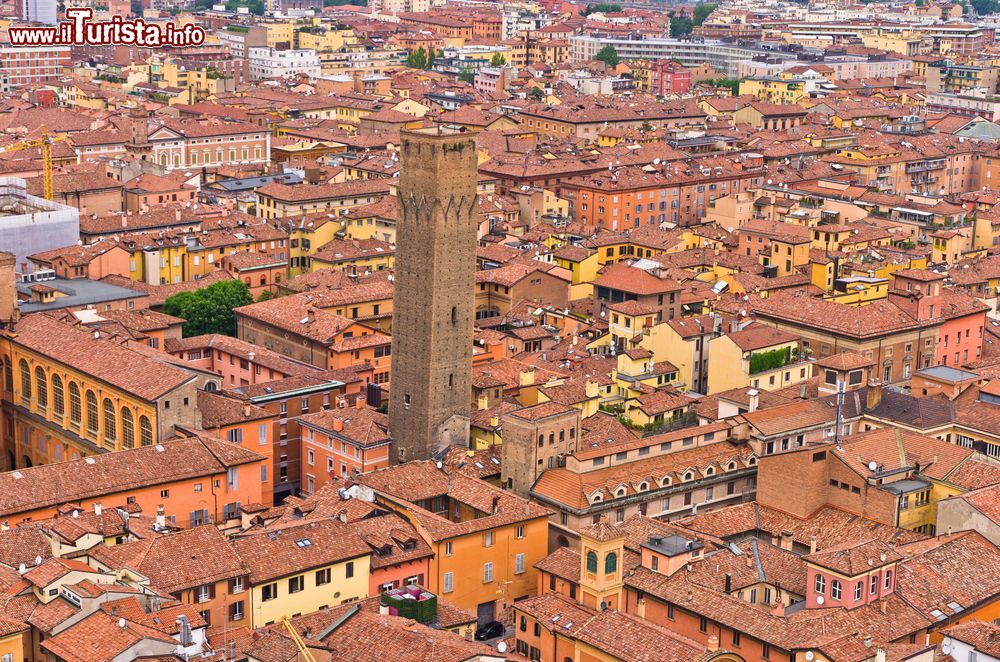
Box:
[18,0,56,25]
[248,48,321,80]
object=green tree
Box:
[670,14,693,36]
[406,46,428,69]
[256,289,279,302]
[163,280,253,338]
[594,45,620,68]
[970,0,998,13]
[529,86,545,100]
[458,65,475,83]
[426,47,436,69]
[710,77,741,94]
[693,2,717,25]
[581,2,621,15]
[490,52,507,66]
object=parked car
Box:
[474,621,505,641]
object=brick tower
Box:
[389,127,478,462]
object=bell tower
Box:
[388,127,478,462]
[579,520,626,611]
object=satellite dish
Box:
[805,653,815,661]
[653,158,661,165]
[816,595,825,605]
[868,460,878,472]
[497,642,508,653]
[436,461,443,469]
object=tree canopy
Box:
[594,45,620,68]
[406,46,428,69]
[163,280,253,338]
[581,2,622,15]
[490,53,507,66]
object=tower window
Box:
[404,393,411,406]
[449,374,454,387]
[451,306,457,324]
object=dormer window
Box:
[637,482,649,492]
[615,487,627,498]
[704,467,714,476]
[727,462,737,471]
[683,471,694,482]
[660,476,671,487]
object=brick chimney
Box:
[866,380,883,410]
[331,417,344,432]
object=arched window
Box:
[3,357,11,393]
[605,551,618,574]
[139,415,153,446]
[704,466,714,476]
[748,456,757,466]
[34,367,47,410]
[103,398,116,444]
[85,391,98,434]
[637,482,648,492]
[52,375,64,417]
[660,476,671,487]
[586,551,598,573]
[683,471,694,481]
[884,570,892,591]
[69,382,81,424]
[727,461,737,471]
[121,408,134,449]
[19,359,30,400]
[615,487,626,497]
[815,574,826,594]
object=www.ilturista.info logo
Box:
[8,8,206,47]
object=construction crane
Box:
[0,129,69,201]
[280,617,317,662]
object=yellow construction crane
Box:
[0,129,69,201]
[280,617,317,662]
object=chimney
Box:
[519,368,535,387]
[809,535,817,554]
[799,383,807,399]
[248,351,255,362]
[724,573,731,592]
[93,502,102,516]
[306,308,316,324]
[332,417,344,432]
[177,615,192,646]
[379,604,390,616]
[866,380,883,410]
[707,635,719,653]
[585,380,599,399]
[243,405,252,419]
[175,209,182,222]
[355,393,367,410]
[155,504,165,529]
[747,388,760,413]
[779,530,794,550]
